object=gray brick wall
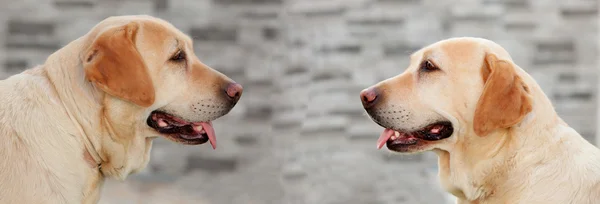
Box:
[0,0,597,204]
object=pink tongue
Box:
[199,122,216,149]
[377,128,394,149]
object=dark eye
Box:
[420,60,438,72]
[170,50,186,62]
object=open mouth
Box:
[146,110,217,149]
[377,121,453,150]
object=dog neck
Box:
[44,37,109,171]
[59,88,104,169]
[439,80,563,202]
[44,36,153,182]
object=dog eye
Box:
[170,50,186,62]
[420,60,438,72]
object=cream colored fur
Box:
[0,15,239,204]
[362,37,600,204]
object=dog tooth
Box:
[193,125,204,132]
[394,131,400,137]
[158,119,168,127]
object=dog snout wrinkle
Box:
[366,106,411,130]
[191,100,233,121]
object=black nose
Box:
[360,87,379,108]
[224,82,243,103]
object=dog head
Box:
[360,37,532,153]
[76,15,242,177]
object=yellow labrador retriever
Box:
[0,15,242,203]
[360,37,600,204]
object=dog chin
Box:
[377,121,454,153]
[385,141,441,154]
[146,110,218,149]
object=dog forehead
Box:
[411,38,519,74]
[440,37,513,62]
[87,15,192,45]
[139,19,192,44]
[408,39,482,72]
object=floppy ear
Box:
[82,22,155,107]
[473,54,532,136]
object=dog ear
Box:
[473,54,532,136]
[82,22,155,107]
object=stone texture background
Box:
[0,0,598,204]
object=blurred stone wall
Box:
[0,0,597,204]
